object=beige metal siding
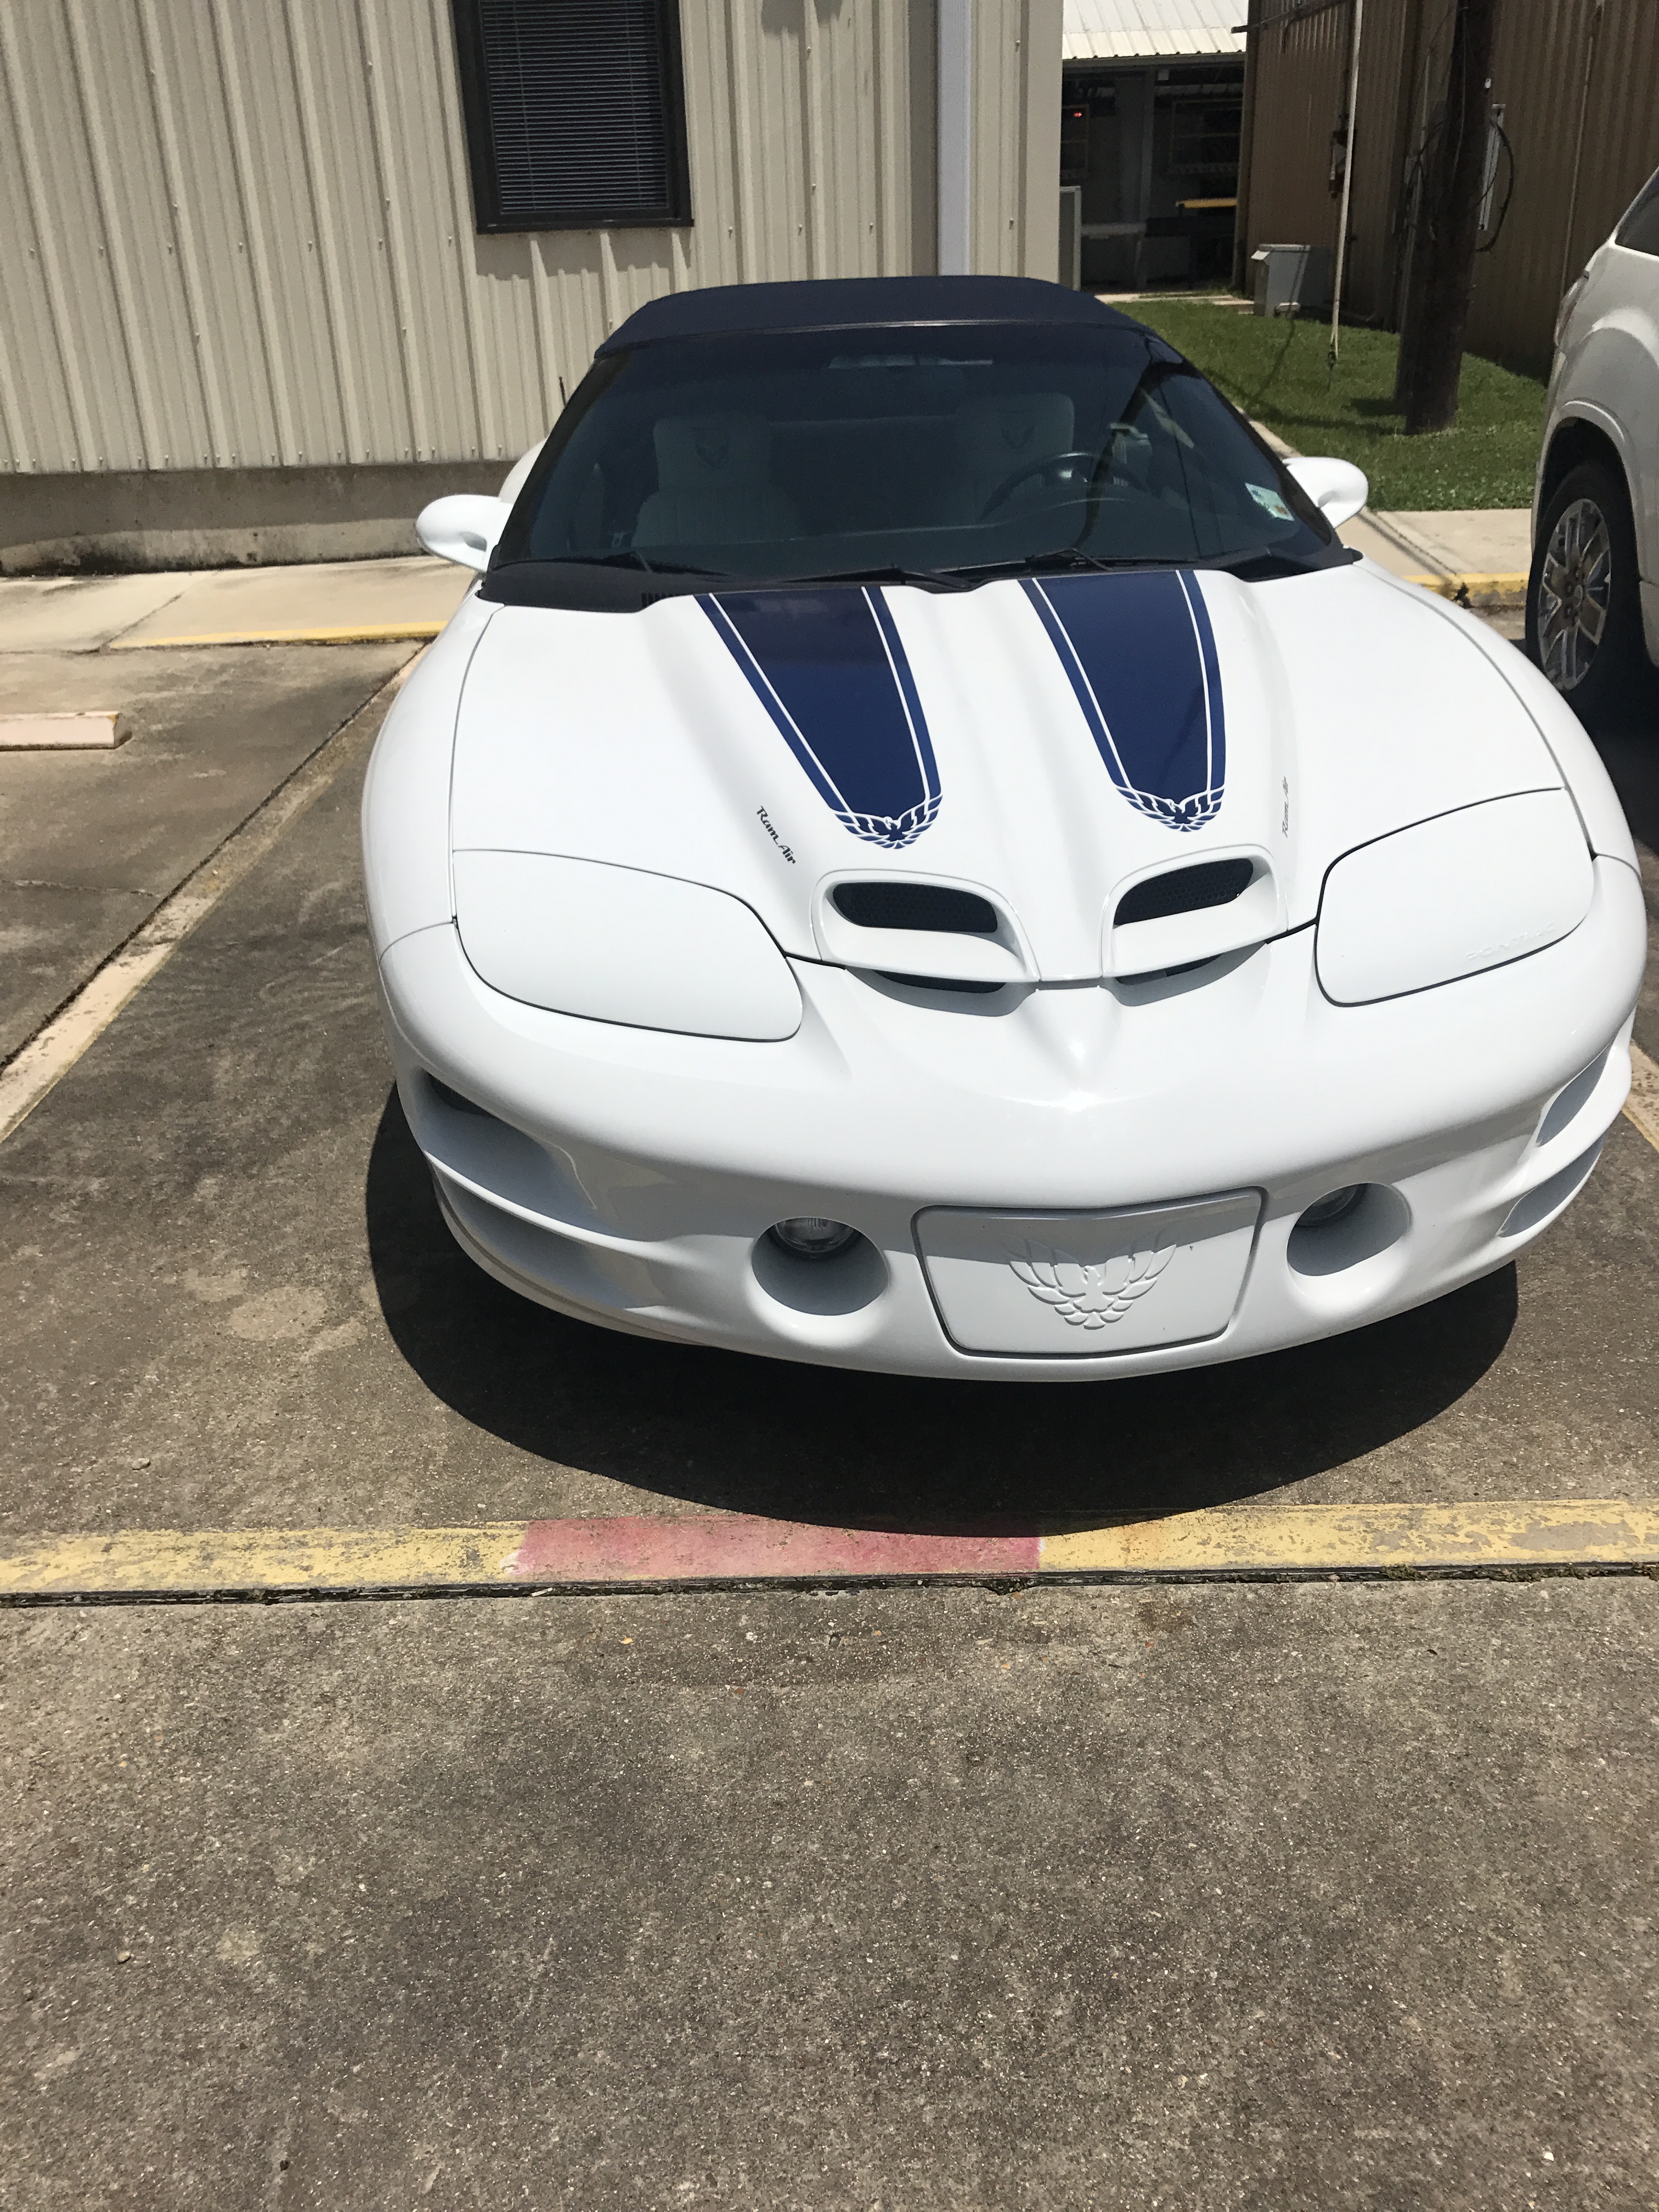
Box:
[1,0,1063,479]
[972,0,1064,279]
[1238,0,1659,369]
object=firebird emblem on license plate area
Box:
[1007,1235,1178,1328]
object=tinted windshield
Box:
[490,321,1340,603]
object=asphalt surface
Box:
[7,1577,1655,2210]
[0,644,410,1060]
[2,657,1655,1537]
[2,614,1656,2208]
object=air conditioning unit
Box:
[1250,243,1333,317]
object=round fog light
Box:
[1297,1184,1365,1231]
[769,1216,857,1259]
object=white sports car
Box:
[365,276,1645,1380]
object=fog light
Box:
[769,1216,857,1259]
[1297,1184,1365,1231]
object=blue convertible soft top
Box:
[597,275,1138,353]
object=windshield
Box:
[489,321,1341,604]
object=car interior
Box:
[507,327,1335,584]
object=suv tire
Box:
[1526,456,1645,723]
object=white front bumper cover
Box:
[377,856,1644,1381]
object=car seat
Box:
[634,414,805,548]
[946,393,1077,522]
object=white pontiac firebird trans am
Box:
[363,275,1645,1381]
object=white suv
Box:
[1528,165,1659,717]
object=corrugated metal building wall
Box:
[0,0,1061,564]
[974,0,1064,280]
[1239,0,1415,334]
[1236,0,1659,371]
[1464,0,1659,366]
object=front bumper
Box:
[376,857,1645,1380]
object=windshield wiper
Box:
[780,561,978,592]
[561,550,721,577]
[943,548,1176,583]
[954,544,1335,585]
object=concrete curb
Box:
[107,620,447,651]
[3,1499,1654,1603]
[1248,417,1529,601]
[1409,573,1530,606]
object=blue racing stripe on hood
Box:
[1022,570,1224,831]
[701,587,941,849]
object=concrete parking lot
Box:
[2,579,1656,2208]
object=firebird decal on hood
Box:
[1022,570,1225,831]
[701,587,941,849]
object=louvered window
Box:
[452,0,691,232]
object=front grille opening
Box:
[834,881,998,934]
[427,1074,495,1119]
[1115,858,1255,927]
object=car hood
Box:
[450,561,1567,981]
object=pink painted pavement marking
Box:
[509,1513,1042,1584]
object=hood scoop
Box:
[1113,857,1255,926]
[1105,849,1283,980]
[831,881,999,935]
[815,855,1284,993]
[813,871,1036,988]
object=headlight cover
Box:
[453,850,802,1040]
[1316,789,1594,1005]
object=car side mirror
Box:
[1284,455,1369,529]
[416,493,509,572]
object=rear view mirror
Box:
[416,493,509,572]
[1284,455,1369,529]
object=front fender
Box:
[361,592,498,957]
[1549,317,1659,578]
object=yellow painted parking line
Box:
[2,1500,1653,1602]
[1628,1043,1659,1157]
[1040,1498,1659,1575]
[0,1524,528,1598]
[108,622,447,650]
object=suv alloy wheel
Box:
[1526,458,1645,720]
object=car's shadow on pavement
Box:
[366,1091,1517,1531]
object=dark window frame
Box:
[450,0,693,234]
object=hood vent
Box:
[832,882,998,935]
[815,874,1035,989]
[1114,859,1255,927]
[1103,849,1283,981]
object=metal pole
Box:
[1233,0,1262,294]
[1329,0,1365,366]
[1558,0,1605,302]
[937,0,974,275]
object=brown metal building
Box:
[1061,2,1246,292]
[1235,0,1659,371]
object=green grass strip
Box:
[1125,299,1547,512]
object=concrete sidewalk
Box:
[0,556,470,656]
[1245,417,1532,597]
[0,509,1533,662]
[1341,507,1531,599]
